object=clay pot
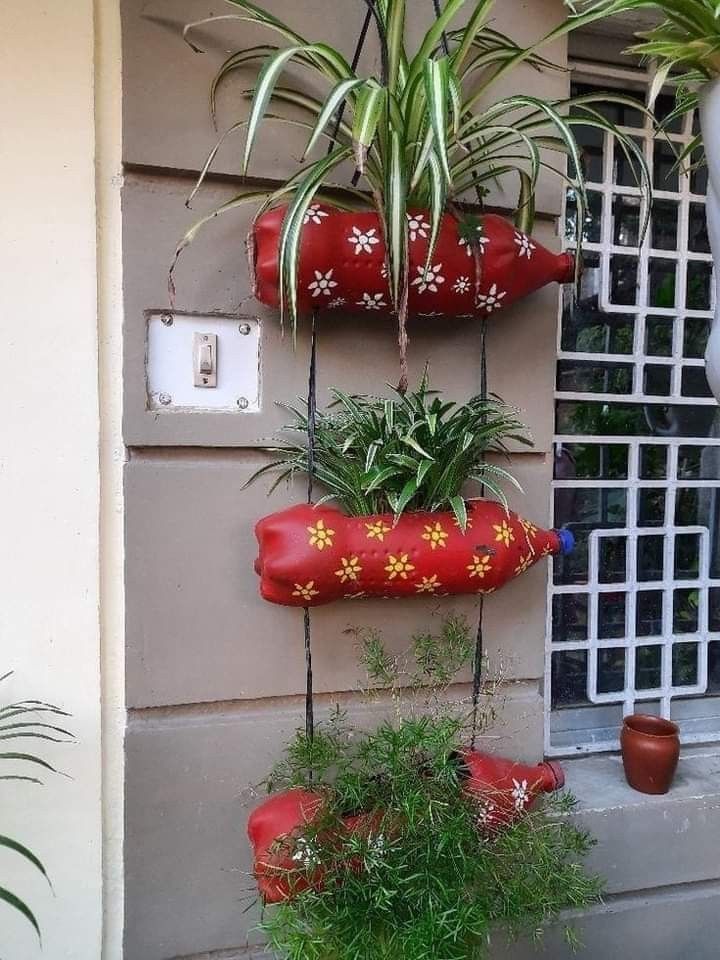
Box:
[620,714,680,795]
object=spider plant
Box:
[0,672,73,941]
[566,0,720,162]
[246,373,531,529]
[172,0,651,348]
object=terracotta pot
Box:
[254,501,574,607]
[252,205,575,319]
[457,749,565,831]
[620,714,680,795]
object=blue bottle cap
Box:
[556,528,575,556]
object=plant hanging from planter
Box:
[249,376,574,605]
[247,617,601,958]
[172,0,651,385]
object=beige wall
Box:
[120,2,570,957]
[0,2,124,958]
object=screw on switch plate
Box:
[193,332,217,387]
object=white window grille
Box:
[546,63,720,755]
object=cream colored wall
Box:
[0,2,124,958]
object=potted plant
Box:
[0,672,72,942]
[249,375,574,605]
[172,0,651,380]
[247,616,602,956]
[566,0,720,400]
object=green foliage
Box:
[171,0,651,336]
[260,618,602,960]
[0,672,73,941]
[246,373,531,528]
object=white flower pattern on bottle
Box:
[407,213,430,242]
[348,225,380,255]
[357,292,387,310]
[476,800,496,826]
[411,263,445,294]
[291,836,321,866]
[308,269,338,298]
[511,778,530,811]
[513,231,536,259]
[453,276,472,295]
[303,204,329,226]
[477,283,506,312]
[328,297,346,309]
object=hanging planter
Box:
[254,501,573,607]
[248,751,566,903]
[251,205,575,319]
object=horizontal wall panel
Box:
[124,688,544,960]
[122,174,560,450]
[125,452,553,708]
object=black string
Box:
[303,313,319,777]
[432,0,451,55]
[471,317,488,748]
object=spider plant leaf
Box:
[383,127,408,311]
[304,78,366,159]
[352,80,386,174]
[210,45,278,124]
[408,0,467,83]
[0,836,50,886]
[393,477,420,521]
[0,886,41,940]
[385,0,406,94]
[401,436,434,460]
[278,145,354,336]
[515,169,535,234]
[451,0,495,70]
[424,151,448,273]
[424,57,452,184]
[0,752,59,774]
[449,495,468,532]
[364,466,402,492]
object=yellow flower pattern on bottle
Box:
[334,556,362,583]
[467,554,492,578]
[385,553,415,580]
[493,519,515,548]
[365,520,392,542]
[292,581,320,601]
[520,517,538,538]
[307,518,335,551]
[421,521,449,550]
[514,554,533,576]
[415,574,441,593]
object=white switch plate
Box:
[146,312,260,411]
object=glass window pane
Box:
[645,315,674,356]
[574,125,605,182]
[640,444,667,479]
[566,189,602,243]
[637,590,663,636]
[637,535,664,582]
[557,360,633,394]
[683,317,710,358]
[599,536,627,583]
[610,255,638,305]
[552,649,589,707]
[688,203,709,253]
[672,642,698,685]
[674,533,700,579]
[686,261,712,310]
[614,194,641,246]
[636,644,663,690]
[552,594,589,642]
[651,199,678,250]
[643,364,672,396]
[691,150,708,194]
[648,258,676,308]
[674,589,699,634]
[681,365,713,398]
[638,488,666,526]
[554,443,628,480]
[653,140,679,191]
[597,647,626,693]
[615,137,645,187]
[599,592,626,638]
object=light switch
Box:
[193,332,217,387]
[146,312,260,411]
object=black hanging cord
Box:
[303,313,319,777]
[432,0,451,55]
[471,317,489,748]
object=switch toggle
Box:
[193,332,217,387]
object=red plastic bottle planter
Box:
[248,752,566,903]
[252,205,574,319]
[254,501,574,607]
[458,750,565,831]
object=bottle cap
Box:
[556,528,575,555]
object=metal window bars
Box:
[546,64,720,755]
